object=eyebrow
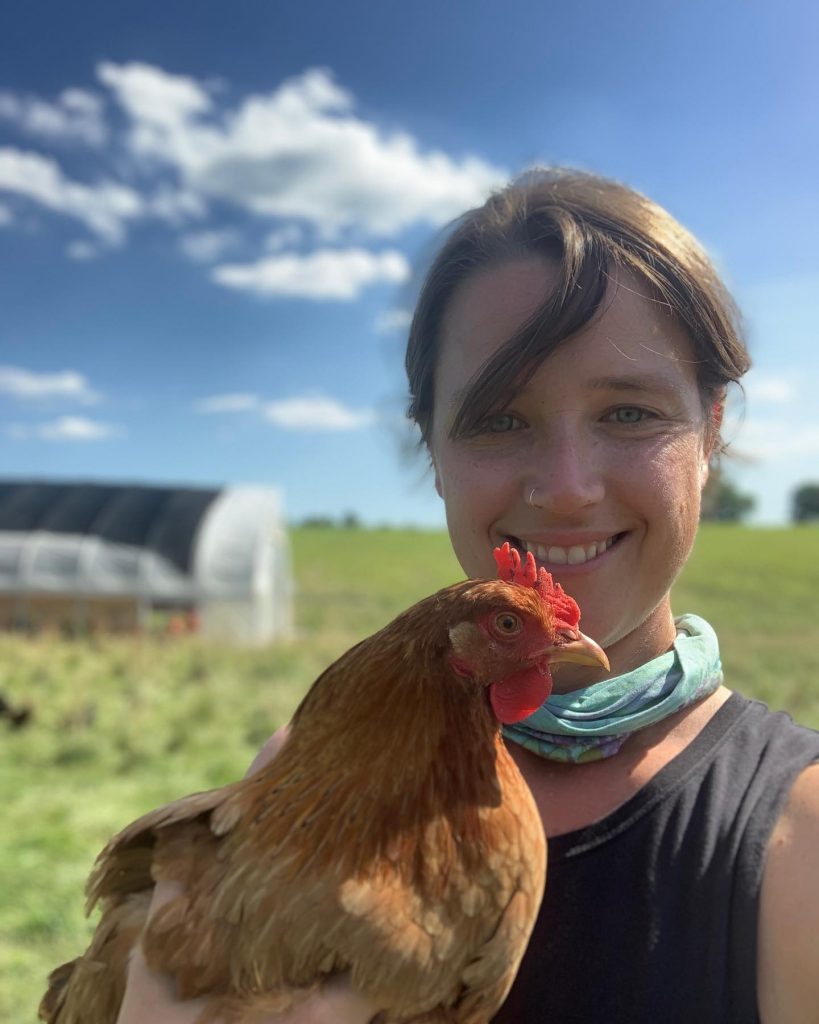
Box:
[586,374,688,397]
[449,373,687,409]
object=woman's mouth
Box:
[505,533,626,568]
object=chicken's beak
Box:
[547,630,610,672]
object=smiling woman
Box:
[401,168,819,1023]
[111,169,819,1024]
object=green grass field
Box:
[2,525,818,1020]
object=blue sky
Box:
[1,0,817,526]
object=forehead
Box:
[435,258,701,408]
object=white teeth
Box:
[520,535,618,566]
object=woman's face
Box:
[428,258,712,682]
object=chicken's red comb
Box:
[493,542,581,629]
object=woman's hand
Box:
[117,943,379,1024]
[115,727,380,1024]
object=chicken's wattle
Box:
[489,663,553,724]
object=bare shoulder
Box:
[757,761,819,1024]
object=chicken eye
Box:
[494,612,523,635]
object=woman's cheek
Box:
[437,458,508,577]
[646,449,705,565]
[438,445,507,507]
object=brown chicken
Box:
[40,545,607,1024]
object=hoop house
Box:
[0,480,292,645]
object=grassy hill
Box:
[2,525,818,1018]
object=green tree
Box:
[700,468,756,523]
[792,483,819,523]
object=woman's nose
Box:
[525,434,605,515]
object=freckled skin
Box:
[429,258,712,686]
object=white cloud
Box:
[61,88,104,116]
[211,247,409,300]
[0,147,143,243]
[66,240,100,261]
[0,63,505,276]
[194,392,259,413]
[375,308,412,334]
[97,63,506,235]
[146,184,206,225]
[0,365,100,403]
[41,416,122,441]
[7,416,122,441]
[97,61,212,128]
[179,228,240,263]
[0,87,108,146]
[265,225,305,251]
[263,394,375,431]
[194,390,374,431]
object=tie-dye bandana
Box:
[503,614,723,764]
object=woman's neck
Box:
[550,599,677,694]
[508,685,733,836]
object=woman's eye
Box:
[484,413,523,433]
[607,406,653,425]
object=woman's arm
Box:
[757,762,819,1023]
[115,726,380,1024]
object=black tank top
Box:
[492,693,819,1023]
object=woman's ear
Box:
[707,396,725,452]
[701,396,724,488]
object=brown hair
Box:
[405,167,750,448]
